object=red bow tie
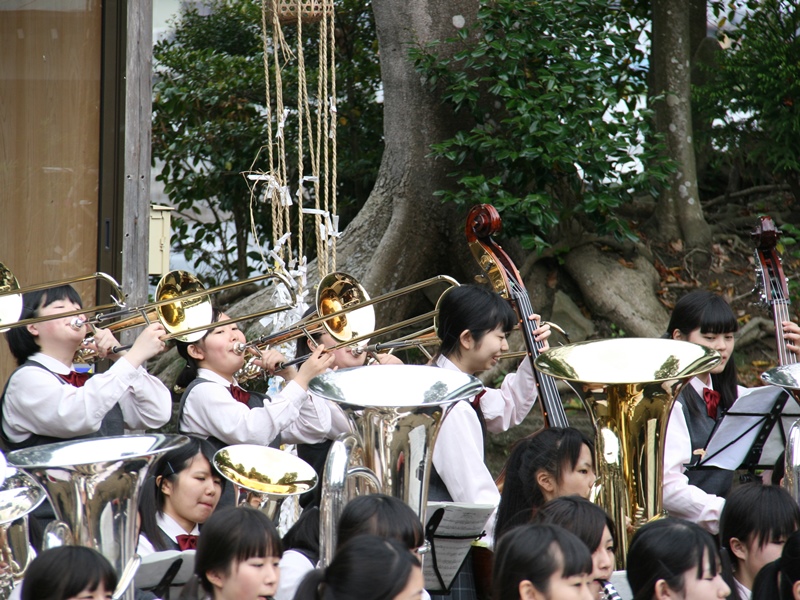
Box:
[229,385,251,405]
[703,388,720,420]
[470,389,486,410]
[176,534,198,551]
[59,371,91,387]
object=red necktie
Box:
[471,390,486,410]
[59,371,91,387]
[229,385,251,406]
[703,388,720,420]
[176,534,198,550]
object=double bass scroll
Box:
[465,204,568,428]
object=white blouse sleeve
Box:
[479,358,539,434]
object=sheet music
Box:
[699,385,800,470]
[134,549,196,590]
[423,502,494,591]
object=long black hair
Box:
[21,546,117,600]
[174,307,223,390]
[5,285,83,366]
[627,517,722,600]
[535,495,616,554]
[195,506,283,595]
[752,529,800,600]
[436,285,517,360]
[666,290,739,410]
[492,523,592,600]
[293,535,420,600]
[496,427,595,539]
[139,436,224,551]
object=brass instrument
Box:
[534,338,720,568]
[308,364,483,565]
[0,262,126,332]
[234,272,459,382]
[7,434,189,600]
[0,467,46,600]
[213,445,318,520]
[74,269,299,360]
[760,364,800,501]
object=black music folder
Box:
[423,502,494,593]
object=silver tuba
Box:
[212,444,318,520]
[760,363,800,501]
[7,434,189,600]
[0,466,46,599]
[309,364,483,565]
[535,338,720,568]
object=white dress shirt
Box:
[2,352,171,443]
[662,376,745,534]
[431,355,538,547]
[137,512,200,558]
[275,549,316,600]
[179,368,331,445]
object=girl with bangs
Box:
[720,483,800,600]
[429,285,551,600]
[21,546,117,600]
[626,518,730,600]
[751,529,800,600]
[492,523,594,600]
[195,506,283,600]
[663,291,800,534]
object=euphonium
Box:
[213,445,317,520]
[308,364,483,565]
[0,467,45,600]
[7,434,189,600]
[534,338,720,568]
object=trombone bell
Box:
[317,272,375,343]
[155,270,213,343]
[534,338,720,568]
[0,264,22,333]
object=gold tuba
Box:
[534,338,720,568]
[7,434,189,600]
[212,445,318,520]
[308,364,483,565]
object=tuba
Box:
[7,434,189,600]
[212,445,318,520]
[534,338,720,568]
[309,364,483,565]
[0,467,46,600]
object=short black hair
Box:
[535,495,616,553]
[337,493,425,551]
[21,546,117,600]
[195,506,282,594]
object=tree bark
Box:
[649,0,711,249]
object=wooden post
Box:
[121,0,153,336]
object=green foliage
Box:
[698,1,800,195]
[777,222,800,308]
[412,0,670,251]
[153,0,382,283]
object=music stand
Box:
[699,384,800,471]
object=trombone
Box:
[234,272,459,382]
[0,262,127,332]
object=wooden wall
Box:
[0,3,103,380]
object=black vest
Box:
[678,384,734,498]
[0,361,125,451]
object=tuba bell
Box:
[534,338,720,568]
[0,467,46,600]
[212,445,318,520]
[7,434,189,600]
[308,364,483,565]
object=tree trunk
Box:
[649,0,711,250]
[333,0,481,322]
